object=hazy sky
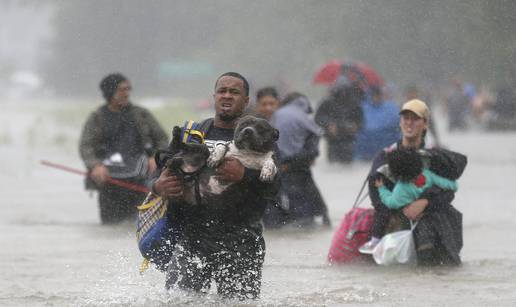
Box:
[2,1,516,100]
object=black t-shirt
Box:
[203,125,234,151]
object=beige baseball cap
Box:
[399,99,429,119]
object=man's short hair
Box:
[215,72,250,96]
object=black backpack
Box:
[427,148,468,180]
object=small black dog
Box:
[155,126,210,205]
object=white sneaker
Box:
[359,240,378,254]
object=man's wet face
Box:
[110,80,131,110]
[214,76,249,122]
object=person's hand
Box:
[216,157,245,183]
[375,178,384,188]
[153,169,183,198]
[147,157,157,174]
[90,164,109,186]
[403,198,429,220]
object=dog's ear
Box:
[170,126,182,153]
[273,129,280,141]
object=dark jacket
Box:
[79,103,168,170]
[314,86,364,141]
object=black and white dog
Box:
[157,115,279,205]
[206,115,279,194]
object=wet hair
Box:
[256,86,279,101]
[215,72,250,96]
[387,148,423,182]
[99,73,128,102]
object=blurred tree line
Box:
[44,0,516,99]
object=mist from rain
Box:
[2,1,516,306]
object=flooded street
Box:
[1,102,516,306]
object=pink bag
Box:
[328,178,374,263]
[328,207,374,263]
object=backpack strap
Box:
[180,120,205,144]
[353,144,398,208]
[352,177,369,208]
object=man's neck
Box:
[107,101,130,112]
[214,117,237,129]
[107,103,124,112]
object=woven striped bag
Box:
[136,193,175,273]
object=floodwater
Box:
[1,101,516,306]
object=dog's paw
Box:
[207,155,217,168]
[207,154,220,168]
[207,144,226,168]
[259,160,277,182]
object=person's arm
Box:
[79,112,110,185]
[425,169,458,192]
[281,133,319,171]
[368,150,396,210]
[403,186,455,219]
[402,199,428,220]
[79,112,102,170]
[378,183,415,209]
[143,109,169,152]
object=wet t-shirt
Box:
[204,125,234,152]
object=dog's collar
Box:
[174,164,205,205]
[176,164,206,183]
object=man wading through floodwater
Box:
[151,72,279,300]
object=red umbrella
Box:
[313,59,342,85]
[313,59,384,91]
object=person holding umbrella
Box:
[314,80,364,163]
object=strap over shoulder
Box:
[197,118,214,134]
[180,120,205,144]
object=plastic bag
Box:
[373,222,417,265]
